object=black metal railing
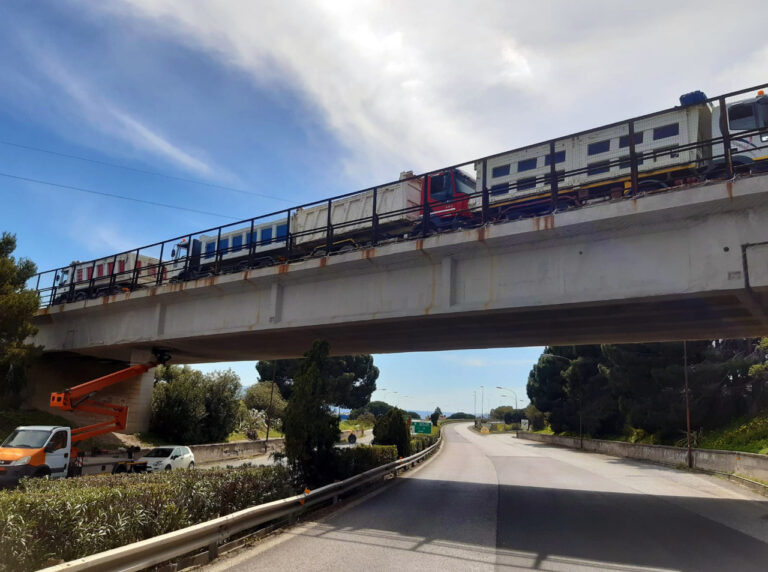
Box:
[31,82,768,307]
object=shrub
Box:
[373,408,411,457]
[333,445,397,479]
[410,434,437,453]
[0,465,295,572]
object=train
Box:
[50,87,768,304]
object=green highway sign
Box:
[412,421,432,434]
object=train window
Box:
[107,262,114,275]
[619,155,644,169]
[653,123,679,140]
[490,183,508,196]
[619,132,644,148]
[232,235,243,252]
[429,173,452,202]
[204,242,216,259]
[76,269,83,282]
[544,150,566,165]
[517,176,537,190]
[454,175,474,196]
[587,160,610,175]
[587,140,610,155]
[517,158,537,172]
[218,238,229,253]
[728,103,757,131]
[492,164,510,178]
[96,264,104,277]
[277,224,288,240]
[118,260,126,273]
[87,267,93,280]
[543,170,565,185]
[261,228,273,245]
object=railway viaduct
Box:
[25,174,768,432]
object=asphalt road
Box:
[206,422,768,571]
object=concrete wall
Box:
[518,432,768,483]
[187,438,284,464]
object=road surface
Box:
[206,422,768,571]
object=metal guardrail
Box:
[42,435,442,572]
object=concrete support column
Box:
[124,348,156,433]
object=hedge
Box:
[0,466,295,572]
[410,434,438,453]
[334,445,397,479]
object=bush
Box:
[373,408,411,457]
[151,366,241,444]
[333,445,397,480]
[0,465,295,572]
[409,434,438,453]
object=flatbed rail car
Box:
[32,84,768,306]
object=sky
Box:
[2,1,766,413]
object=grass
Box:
[0,409,76,442]
[697,413,768,454]
[226,428,284,442]
[340,419,374,432]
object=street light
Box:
[496,386,518,410]
[480,385,484,421]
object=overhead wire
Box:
[0,170,241,220]
[0,139,292,203]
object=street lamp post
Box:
[480,385,484,422]
[683,341,693,468]
[496,386,518,410]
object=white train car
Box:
[470,102,712,212]
[55,252,160,302]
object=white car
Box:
[138,446,195,472]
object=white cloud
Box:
[34,50,216,178]
[109,0,766,186]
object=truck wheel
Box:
[165,465,172,471]
[188,462,195,470]
[74,291,87,302]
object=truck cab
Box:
[711,91,768,170]
[0,426,72,487]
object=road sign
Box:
[412,421,432,434]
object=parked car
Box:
[137,446,195,472]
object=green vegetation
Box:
[151,365,241,444]
[0,232,41,409]
[243,381,287,422]
[430,407,442,426]
[527,339,768,447]
[447,412,475,420]
[0,465,295,572]
[373,407,411,457]
[256,353,378,408]
[0,409,74,442]
[283,341,342,487]
[697,413,768,454]
[334,445,397,478]
[340,418,373,432]
[348,400,392,420]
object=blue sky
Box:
[2,2,765,413]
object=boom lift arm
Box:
[49,349,171,443]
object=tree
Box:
[282,340,341,487]
[430,407,442,426]
[151,365,241,444]
[490,406,524,423]
[243,381,287,421]
[0,233,40,408]
[448,412,475,420]
[373,407,411,457]
[524,404,546,430]
[256,354,378,408]
[349,400,392,419]
[404,411,421,420]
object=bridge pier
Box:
[23,348,156,435]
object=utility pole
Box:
[264,360,277,453]
[684,341,693,468]
[480,385,484,422]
